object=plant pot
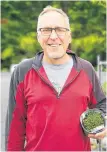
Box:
[80,109,105,135]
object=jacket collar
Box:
[32,50,82,72]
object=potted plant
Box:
[80,109,105,134]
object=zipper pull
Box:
[57,87,61,98]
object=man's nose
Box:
[49,30,58,39]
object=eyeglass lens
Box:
[41,28,68,36]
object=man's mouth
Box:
[48,44,61,47]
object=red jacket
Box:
[6,51,106,151]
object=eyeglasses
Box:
[38,27,69,36]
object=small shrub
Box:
[83,111,104,132]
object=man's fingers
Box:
[88,129,107,139]
[105,115,107,120]
[88,134,96,138]
[95,129,107,138]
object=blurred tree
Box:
[1,1,106,70]
[68,1,106,65]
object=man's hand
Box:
[88,116,107,139]
[88,128,107,139]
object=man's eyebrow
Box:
[40,26,52,28]
[40,26,64,28]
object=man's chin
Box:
[48,53,65,59]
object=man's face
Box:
[37,11,71,60]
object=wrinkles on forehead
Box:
[37,11,70,30]
[40,10,65,18]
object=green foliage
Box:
[102,82,107,95]
[2,47,14,60]
[83,111,104,132]
[1,1,106,70]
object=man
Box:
[5,6,106,151]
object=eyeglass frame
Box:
[37,27,70,36]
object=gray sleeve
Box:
[5,68,19,150]
[79,58,106,114]
[91,66,106,114]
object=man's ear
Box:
[69,32,72,43]
[37,33,40,43]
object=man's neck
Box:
[43,53,71,65]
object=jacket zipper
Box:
[32,65,58,97]
[32,65,80,99]
[57,71,81,98]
